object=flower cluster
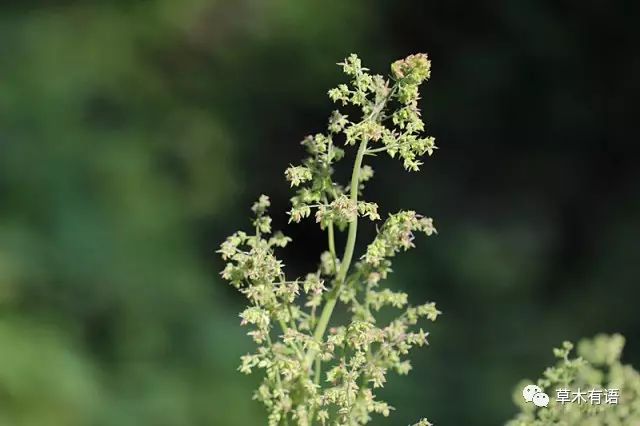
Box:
[363,211,436,267]
[507,334,640,426]
[219,54,439,426]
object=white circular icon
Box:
[522,385,543,402]
[532,392,550,407]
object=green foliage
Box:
[219,54,439,425]
[0,320,101,426]
[507,334,640,425]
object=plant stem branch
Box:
[305,136,368,367]
[327,222,337,272]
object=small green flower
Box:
[285,165,313,187]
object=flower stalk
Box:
[307,136,368,368]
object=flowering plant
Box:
[218,53,439,426]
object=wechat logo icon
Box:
[523,385,549,407]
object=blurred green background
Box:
[1,1,639,425]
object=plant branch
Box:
[305,136,368,368]
[327,222,337,272]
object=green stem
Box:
[327,222,337,272]
[307,355,322,425]
[305,137,368,367]
[314,356,322,386]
